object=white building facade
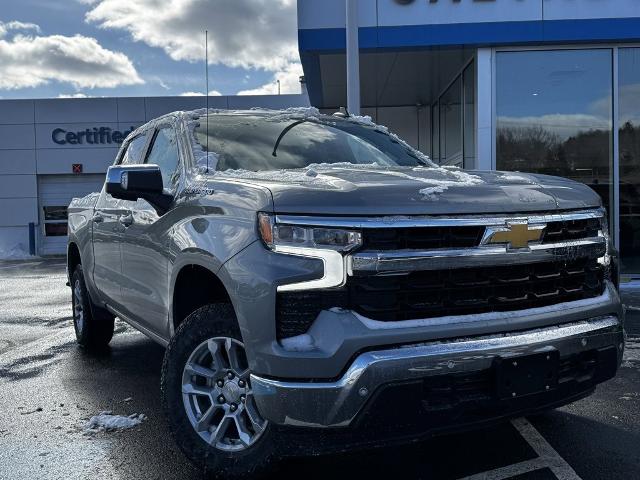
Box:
[297,0,640,277]
[0,94,308,257]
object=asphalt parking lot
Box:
[0,258,638,480]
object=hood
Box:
[214,166,602,216]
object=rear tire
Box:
[71,264,115,349]
[161,304,277,479]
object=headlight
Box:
[258,213,362,252]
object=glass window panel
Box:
[44,223,68,236]
[619,47,640,274]
[43,206,67,221]
[496,49,613,219]
[146,127,181,191]
[440,77,463,167]
[193,116,429,171]
[120,134,147,165]
[463,62,475,169]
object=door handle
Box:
[119,213,134,227]
[93,212,104,223]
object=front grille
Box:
[542,217,601,243]
[276,258,605,339]
[359,217,601,251]
[361,226,484,250]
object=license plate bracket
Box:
[495,351,559,400]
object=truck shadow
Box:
[62,326,555,480]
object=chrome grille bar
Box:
[275,208,605,229]
[348,237,607,274]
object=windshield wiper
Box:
[272,119,308,157]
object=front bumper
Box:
[252,315,623,428]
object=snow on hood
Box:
[208,163,484,201]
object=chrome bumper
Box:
[251,316,623,428]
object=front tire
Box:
[71,264,115,349]
[161,304,276,478]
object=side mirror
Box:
[105,164,173,214]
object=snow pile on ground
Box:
[0,244,32,260]
[83,411,146,433]
[280,334,316,352]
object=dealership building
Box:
[1,0,640,279]
[0,94,308,257]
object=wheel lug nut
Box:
[216,379,224,388]
[229,403,237,412]
[238,380,245,388]
[227,371,234,380]
[240,395,246,403]
[217,395,225,404]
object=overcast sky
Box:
[0,0,302,99]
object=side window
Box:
[145,127,181,191]
[120,134,147,165]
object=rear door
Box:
[119,124,182,335]
[92,133,149,307]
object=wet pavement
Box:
[0,258,639,480]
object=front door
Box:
[91,187,128,306]
[91,132,150,309]
[119,124,182,336]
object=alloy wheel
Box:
[181,337,267,451]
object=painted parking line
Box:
[458,418,581,480]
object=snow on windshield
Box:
[184,109,483,199]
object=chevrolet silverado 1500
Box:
[67,108,624,477]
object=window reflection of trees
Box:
[497,125,612,206]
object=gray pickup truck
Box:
[67,108,624,478]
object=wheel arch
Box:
[170,261,234,335]
[67,242,81,280]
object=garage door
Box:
[38,174,105,256]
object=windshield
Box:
[192,114,432,171]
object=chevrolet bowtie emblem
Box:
[482,222,545,250]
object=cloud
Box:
[237,62,303,95]
[58,93,90,98]
[179,90,222,96]
[0,21,144,90]
[589,82,640,126]
[84,0,299,72]
[0,20,41,37]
